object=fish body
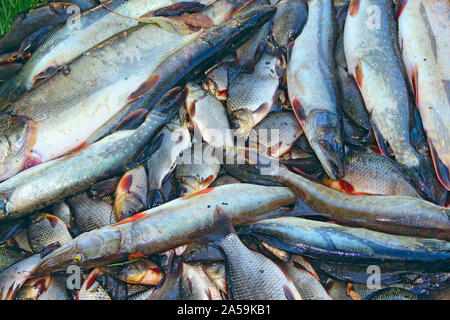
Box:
[67,193,117,233]
[200,207,301,300]
[344,0,442,202]
[322,149,422,197]
[186,82,233,148]
[0,24,198,182]
[114,165,148,220]
[227,52,281,137]
[181,263,217,299]
[0,90,184,221]
[287,0,345,180]
[0,0,214,104]
[397,0,450,190]
[239,216,450,270]
[148,252,183,300]
[35,183,296,274]
[27,213,72,253]
[77,268,111,300]
[16,274,71,300]
[118,259,163,285]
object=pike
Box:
[0,0,216,104]
[34,184,296,274]
[0,88,186,222]
[344,0,443,203]
[397,0,450,191]
[287,0,345,180]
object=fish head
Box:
[0,114,38,181]
[230,108,254,137]
[306,110,345,180]
[118,260,163,285]
[35,228,123,274]
[114,193,145,220]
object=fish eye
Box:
[72,255,82,263]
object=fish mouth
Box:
[34,243,78,275]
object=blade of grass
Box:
[0,0,48,36]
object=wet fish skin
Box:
[34,183,296,275]
[271,0,308,52]
[146,121,191,207]
[202,262,227,295]
[247,110,303,158]
[322,148,422,198]
[0,245,29,273]
[67,193,117,233]
[366,287,418,300]
[186,82,233,148]
[114,165,148,220]
[27,213,72,254]
[129,5,278,115]
[148,252,183,300]
[344,0,443,203]
[0,0,213,104]
[180,263,217,300]
[210,174,241,187]
[0,254,42,300]
[230,151,450,239]
[227,52,281,138]
[51,201,73,229]
[397,0,450,191]
[0,23,198,183]
[282,257,332,300]
[16,274,71,300]
[0,88,185,221]
[239,216,450,271]
[118,259,163,286]
[0,2,78,55]
[77,268,111,300]
[287,0,345,180]
[199,207,301,300]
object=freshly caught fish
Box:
[186,82,233,148]
[282,256,332,300]
[27,213,72,254]
[114,165,148,220]
[180,263,218,299]
[0,62,22,81]
[202,0,250,25]
[34,183,296,274]
[397,0,450,191]
[210,174,241,187]
[366,287,418,300]
[0,23,199,182]
[233,0,272,75]
[227,52,281,137]
[0,0,214,104]
[127,288,155,300]
[0,2,77,55]
[176,144,221,195]
[239,217,450,271]
[77,268,111,300]
[51,202,73,229]
[199,207,302,300]
[322,149,422,197]
[66,193,117,233]
[271,0,308,52]
[16,274,71,300]
[233,150,450,239]
[148,252,183,300]
[0,254,42,300]
[146,121,191,207]
[202,263,227,295]
[247,110,303,157]
[126,5,278,123]
[118,259,164,286]
[344,0,442,203]
[0,245,29,273]
[0,88,185,221]
[203,65,229,100]
[287,0,345,180]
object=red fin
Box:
[396,0,408,19]
[128,75,161,103]
[150,268,162,274]
[292,167,322,184]
[188,101,196,118]
[354,60,364,88]
[217,90,227,99]
[338,180,355,194]
[349,0,360,17]
[201,175,215,188]
[411,65,419,107]
[292,98,306,125]
[45,215,59,228]
[24,152,42,169]
[283,285,297,300]
[369,145,383,155]
[182,188,214,200]
[112,212,148,226]
[114,109,147,131]
[118,174,133,193]
[128,252,147,260]
[85,269,102,291]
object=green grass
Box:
[0,0,48,35]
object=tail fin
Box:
[197,206,236,245]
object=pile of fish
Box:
[0,0,448,300]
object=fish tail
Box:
[198,206,235,245]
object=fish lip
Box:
[34,244,76,275]
[313,138,345,180]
